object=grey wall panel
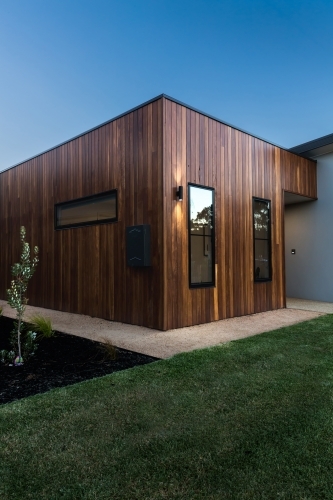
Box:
[285,152,333,302]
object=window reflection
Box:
[253,198,271,281]
[56,191,117,229]
[254,200,269,238]
[189,185,214,286]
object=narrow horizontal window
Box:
[55,190,117,229]
[189,183,215,287]
[253,197,271,281]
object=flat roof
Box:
[2,94,307,174]
[290,132,333,158]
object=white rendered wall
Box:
[285,152,333,302]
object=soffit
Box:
[284,192,317,205]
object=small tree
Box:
[7,226,39,364]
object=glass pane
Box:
[191,236,213,283]
[190,186,213,235]
[189,185,214,285]
[57,192,116,227]
[254,240,270,280]
[254,200,269,239]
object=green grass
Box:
[1,315,333,499]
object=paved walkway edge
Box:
[0,300,325,359]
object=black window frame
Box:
[253,197,272,282]
[188,182,215,288]
[55,189,118,230]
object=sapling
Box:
[7,226,39,365]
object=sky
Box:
[1,0,333,171]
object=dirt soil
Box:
[0,316,159,405]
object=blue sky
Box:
[1,0,332,171]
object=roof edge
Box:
[2,93,313,174]
[290,132,333,157]
[1,94,166,174]
[161,94,289,150]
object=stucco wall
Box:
[285,152,333,302]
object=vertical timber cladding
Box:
[0,99,165,329]
[162,97,317,329]
[0,95,317,331]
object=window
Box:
[253,197,271,281]
[189,183,215,287]
[55,190,117,229]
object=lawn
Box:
[1,315,333,499]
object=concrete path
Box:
[287,297,333,314]
[0,299,324,359]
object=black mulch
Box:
[0,316,159,405]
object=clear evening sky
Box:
[1,0,332,171]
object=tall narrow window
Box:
[253,197,271,281]
[189,183,215,287]
[55,190,117,229]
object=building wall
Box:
[285,151,333,302]
[0,96,317,330]
[162,97,317,329]
[0,99,165,329]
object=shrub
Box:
[28,315,54,339]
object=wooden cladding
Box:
[162,98,316,329]
[0,96,317,330]
[0,99,165,329]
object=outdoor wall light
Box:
[176,186,183,201]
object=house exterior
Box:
[286,134,333,302]
[0,95,317,330]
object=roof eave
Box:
[290,132,333,158]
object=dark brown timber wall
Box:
[162,97,317,330]
[0,99,165,329]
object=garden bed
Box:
[0,315,159,405]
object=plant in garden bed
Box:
[2,226,39,366]
[97,336,117,360]
[28,314,54,340]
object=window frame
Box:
[188,182,215,289]
[54,189,118,230]
[252,196,272,282]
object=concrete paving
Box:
[287,297,333,314]
[0,299,324,359]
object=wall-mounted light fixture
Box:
[176,186,183,201]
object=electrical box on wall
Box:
[126,224,151,267]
